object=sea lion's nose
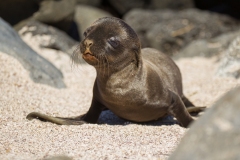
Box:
[85,39,93,48]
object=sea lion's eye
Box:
[83,27,93,37]
[108,37,119,48]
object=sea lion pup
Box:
[27,17,205,127]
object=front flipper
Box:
[26,112,86,125]
[26,98,105,125]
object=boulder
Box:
[74,5,112,36]
[169,86,240,160]
[0,18,66,88]
[108,0,145,15]
[149,0,194,10]
[15,20,78,57]
[124,8,240,56]
[216,36,240,78]
[174,30,240,59]
[32,0,77,35]
[32,0,76,23]
[76,0,101,6]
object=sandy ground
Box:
[1,41,240,160]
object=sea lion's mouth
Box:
[82,51,98,64]
[82,52,95,58]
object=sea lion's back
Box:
[141,48,183,95]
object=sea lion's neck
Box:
[95,58,143,85]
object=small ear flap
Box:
[133,46,141,67]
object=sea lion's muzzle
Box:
[81,39,98,64]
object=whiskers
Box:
[95,54,110,77]
[70,44,86,73]
[70,44,111,77]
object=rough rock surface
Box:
[74,5,112,36]
[216,36,240,78]
[174,30,240,59]
[0,18,65,88]
[32,0,76,23]
[169,86,240,160]
[15,20,78,57]
[149,0,194,10]
[108,0,145,15]
[124,8,240,55]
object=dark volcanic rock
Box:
[32,0,77,34]
[174,30,240,59]
[149,0,194,10]
[169,86,240,160]
[74,5,112,36]
[33,0,76,23]
[216,36,240,79]
[108,0,145,15]
[124,8,240,56]
[15,20,78,57]
[0,18,66,88]
[124,9,175,48]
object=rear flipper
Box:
[168,92,194,128]
[182,95,206,115]
[186,106,206,113]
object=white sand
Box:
[1,41,240,160]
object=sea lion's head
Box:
[78,17,141,72]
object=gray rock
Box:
[124,8,240,56]
[15,20,78,57]
[169,86,240,160]
[108,0,145,15]
[174,30,240,59]
[216,36,240,79]
[0,18,66,88]
[124,9,174,48]
[74,5,112,36]
[33,0,76,23]
[149,0,194,10]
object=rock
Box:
[74,5,112,36]
[32,0,77,35]
[33,0,76,23]
[0,18,66,88]
[124,8,240,56]
[169,86,240,160]
[149,0,194,10]
[0,0,38,25]
[174,30,240,59]
[108,0,145,15]
[216,36,240,79]
[76,0,101,6]
[124,9,174,48]
[15,20,78,57]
